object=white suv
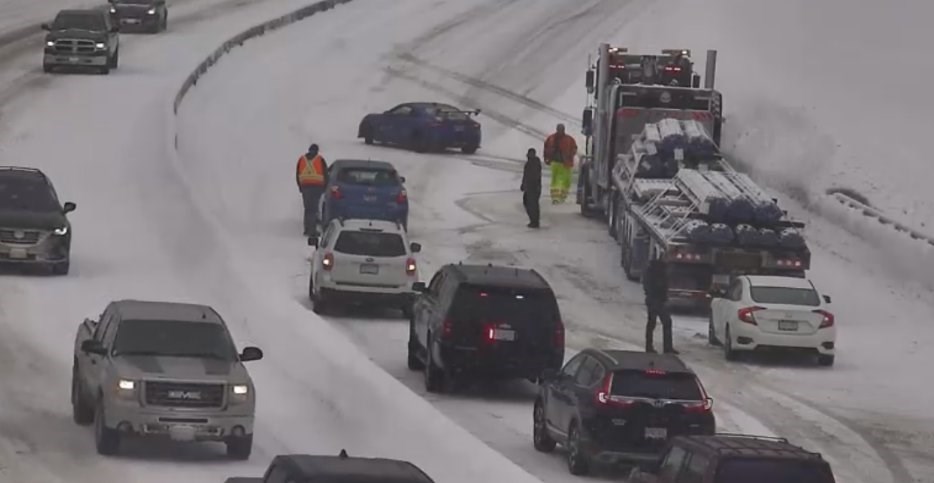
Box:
[307,218,421,317]
[708,275,837,366]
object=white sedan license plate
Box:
[363,195,377,202]
[359,263,379,275]
[492,328,516,341]
[168,425,197,441]
[124,18,140,24]
[778,320,798,331]
[645,427,667,439]
[9,248,27,259]
[68,57,80,63]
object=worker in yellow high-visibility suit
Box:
[543,123,578,204]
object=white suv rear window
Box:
[334,231,406,257]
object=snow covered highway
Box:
[1,0,934,482]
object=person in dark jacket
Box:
[643,257,677,354]
[520,148,542,228]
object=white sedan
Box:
[708,275,836,366]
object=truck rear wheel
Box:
[226,434,253,460]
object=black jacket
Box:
[521,155,542,194]
[642,260,669,305]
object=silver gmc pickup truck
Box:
[71,299,263,459]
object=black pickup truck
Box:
[225,451,435,482]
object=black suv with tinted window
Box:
[533,349,715,475]
[108,0,168,33]
[0,166,76,275]
[408,263,565,393]
[42,9,120,74]
[628,434,836,483]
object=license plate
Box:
[363,195,377,202]
[645,427,667,439]
[124,18,140,24]
[168,425,196,441]
[68,57,79,63]
[9,248,27,259]
[492,328,516,341]
[454,126,465,131]
[778,320,798,331]
[359,263,379,274]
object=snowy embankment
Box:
[168,1,544,482]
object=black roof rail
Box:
[0,166,42,172]
[712,433,790,443]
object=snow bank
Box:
[0,0,100,38]
[166,1,543,481]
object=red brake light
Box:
[482,323,496,344]
[737,306,764,324]
[330,185,342,199]
[405,257,416,275]
[644,368,666,376]
[684,398,713,414]
[441,319,453,339]
[594,373,636,409]
[396,189,407,203]
[322,252,334,271]
[553,321,565,347]
[815,310,834,328]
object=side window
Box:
[588,362,606,387]
[574,356,597,385]
[389,105,413,115]
[93,307,114,341]
[729,280,743,301]
[265,465,291,483]
[658,446,689,480]
[676,452,709,483]
[427,271,445,294]
[101,316,121,348]
[561,353,586,377]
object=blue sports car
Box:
[357,102,482,154]
[317,159,409,231]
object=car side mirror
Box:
[41,23,50,31]
[81,339,106,355]
[409,242,421,253]
[399,176,406,183]
[307,236,319,248]
[239,346,263,362]
[63,201,76,213]
[412,282,427,293]
[823,294,832,304]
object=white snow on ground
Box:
[175,2,934,483]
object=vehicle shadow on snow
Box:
[104,439,233,462]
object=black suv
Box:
[629,434,837,483]
[225,450,436,482]
[0,166,76,274]
[408,263,565,393]
[533,349,715,475]
[108,0,168,33]
[42,9,120,74]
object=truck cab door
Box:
[416,272,446,346]
[82,312,115,394]
[548,353,585,434]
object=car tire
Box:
[110,48,119,69]
[162,15,168,31]
[423,337,444,393]
[312,288,330,315]
[226,434,253,460]
[707,313,721,346]
[94,397,120,455]
[566,421,590,475]
[71,365,93,425]
[43,63,53,73]
[532,400,556,452]
[52,260,70,275]
[817,354,835,366]
[461,145,478,155]
[99,65,110,75]
[723,325,738,361]
[407,319,424,371]
[361,123,374,145]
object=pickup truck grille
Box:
[0,229,41,244]
[144,382,225,408]
[51,39,97,54]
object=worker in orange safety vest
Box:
[296,143,328,236]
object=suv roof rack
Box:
[712,433,789,443]
[0,166,43,173]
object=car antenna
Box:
[339,449,349,458]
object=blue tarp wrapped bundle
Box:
[752,199,784,225]
[655,118,689,154]
[734,224,761,245]
[681,119,719,157]
[779,228,806,248]
[708,223,735,244]
[758,228,780,247]
[724,196,756,224]
[683,219,711,242]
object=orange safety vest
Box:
[297,154,326,186]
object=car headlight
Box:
[118,379,135,390]
[232,384,248,395]
[46,40,54,47]
[110,7,116,13]
[147,8,156,14]
[53,226,68,235]
[95,42,105,50]
[231,384,250,403]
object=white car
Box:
[307,218,421,317]
[708,275,836,366]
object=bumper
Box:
[0,231,69,264]
[105,401,254,442]
[439,345,561,379]
[731,325,836,355]
[43,53,107,66]
[115,16,159,30]
[319,279,415,302]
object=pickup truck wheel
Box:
[226,434,253,460]
[361,123,374,144]
[43,63,53,73]
[532,400,556,452]
[407,319,424,370]
[99,65,110,75]
[423,337,444,393]
[71,368,93,425]
[109,49,119,69]
[461,144,478,154]
[52,260,70,275]
[94,398,120,455]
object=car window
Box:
[449,285,559,327]
[611,369,703,400]
[728,280,743,300]
[52,12,106,30]
[337,168,399,186]
[334,231,406,257]
[389,105,413,115]
[575,356,598,385]
[561,353,586,377]
[658,446,689,480]
[714,458,835,483]
[111,320,238,360]
[749,286,820,306]
[427,271,445,294]
[678,452,710,483]
[423,104,469,120]
[0,177,59,212]
[265,465,291,483]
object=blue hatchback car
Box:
[357,102,482,154]
[317,159,409,231]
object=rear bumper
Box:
[730,323,835,354]
[0,231,70,265]
[439,345,562,379]
[43,53,107,66]
[320,286,414,306]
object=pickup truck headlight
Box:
[46,40,54,47]
[95,43,106,50]
[109,7,116,13]
[118,379,135,390]
[231,384,249,403]
[147,8,156,14]
[53,226,68,235]
[115,379,138,400]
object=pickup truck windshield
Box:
[52,12,106,31]
[0,178,59,212]
[112,320,237,360]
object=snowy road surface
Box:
[1,0,933,482]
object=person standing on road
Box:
[520,147,542,228]
[296,143,328,236]
[543,123,578,204]
[643,257,678,354]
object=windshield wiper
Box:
[113,349,164,357]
